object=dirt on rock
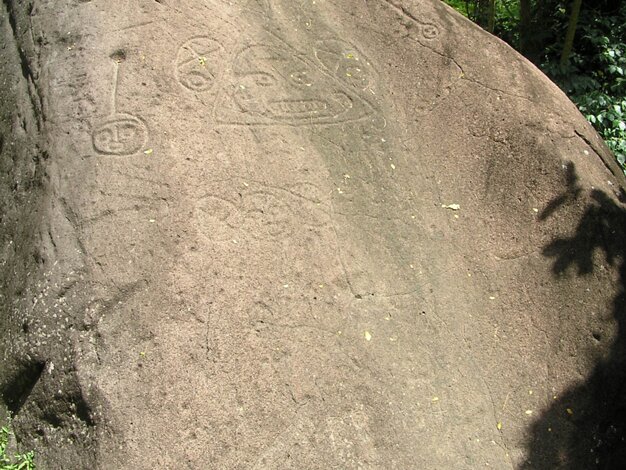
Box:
[1,0,626,468]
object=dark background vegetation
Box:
[442,0,626,173]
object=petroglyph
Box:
[397,16,442,43]
[215,43,376,126]
[194,181,330,243]
[194,189,292,243]
[420,22,440,40]
[249,396,382,469]
[175,37,225,92]
[195,189,294,242]
[385,1,442,42]
[92,59,147,156]
[92,114,147,156]
[314,39,377,91]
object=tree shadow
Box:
[522,162,626,469]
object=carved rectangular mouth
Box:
[268,99,329,116]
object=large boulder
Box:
[1,0,625,468]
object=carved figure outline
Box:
[194,189,294,242]
[92,59,148,156]
[93,113,147,155]
[175,36,225,92]
[419,22,440,40]
[194,182,330,242]
[214,42,377,126]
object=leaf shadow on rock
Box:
[522,162,626,469]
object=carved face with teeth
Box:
[231,45,364,124]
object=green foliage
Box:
[490,0,520,44]
[542,5,626,170]
[441,0,468,16]
[442,0,522,41]
[442,0,520,37]
[0,425,35,470]
[441,0,626,173]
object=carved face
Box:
[314,39,375,91]
[92,114,147,156]
[231,45,365,124]
[176,37,224,92]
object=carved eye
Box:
[251,73,277,87]
[181,70,214,91]
[339,65,369,88]
[290,70,311,86]
[94,127,114,145]
[92,116,147,156]
[118,123,139,141]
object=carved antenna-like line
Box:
[110,61,119,115]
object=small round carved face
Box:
[420,23,439,40]
[92,114,147,156]
[176,37,224,92]
[232,45,356,123]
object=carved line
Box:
[92,59,149,156]
[382,0,441,40]
[194,191,293,241]
[194,182,331,242]
[419,22,440,40]
[111,61,119,114]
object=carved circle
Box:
[176,37,224,92]
[420,23,440,40]
[92,113,147,156]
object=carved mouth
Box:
[267,99,329,116]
